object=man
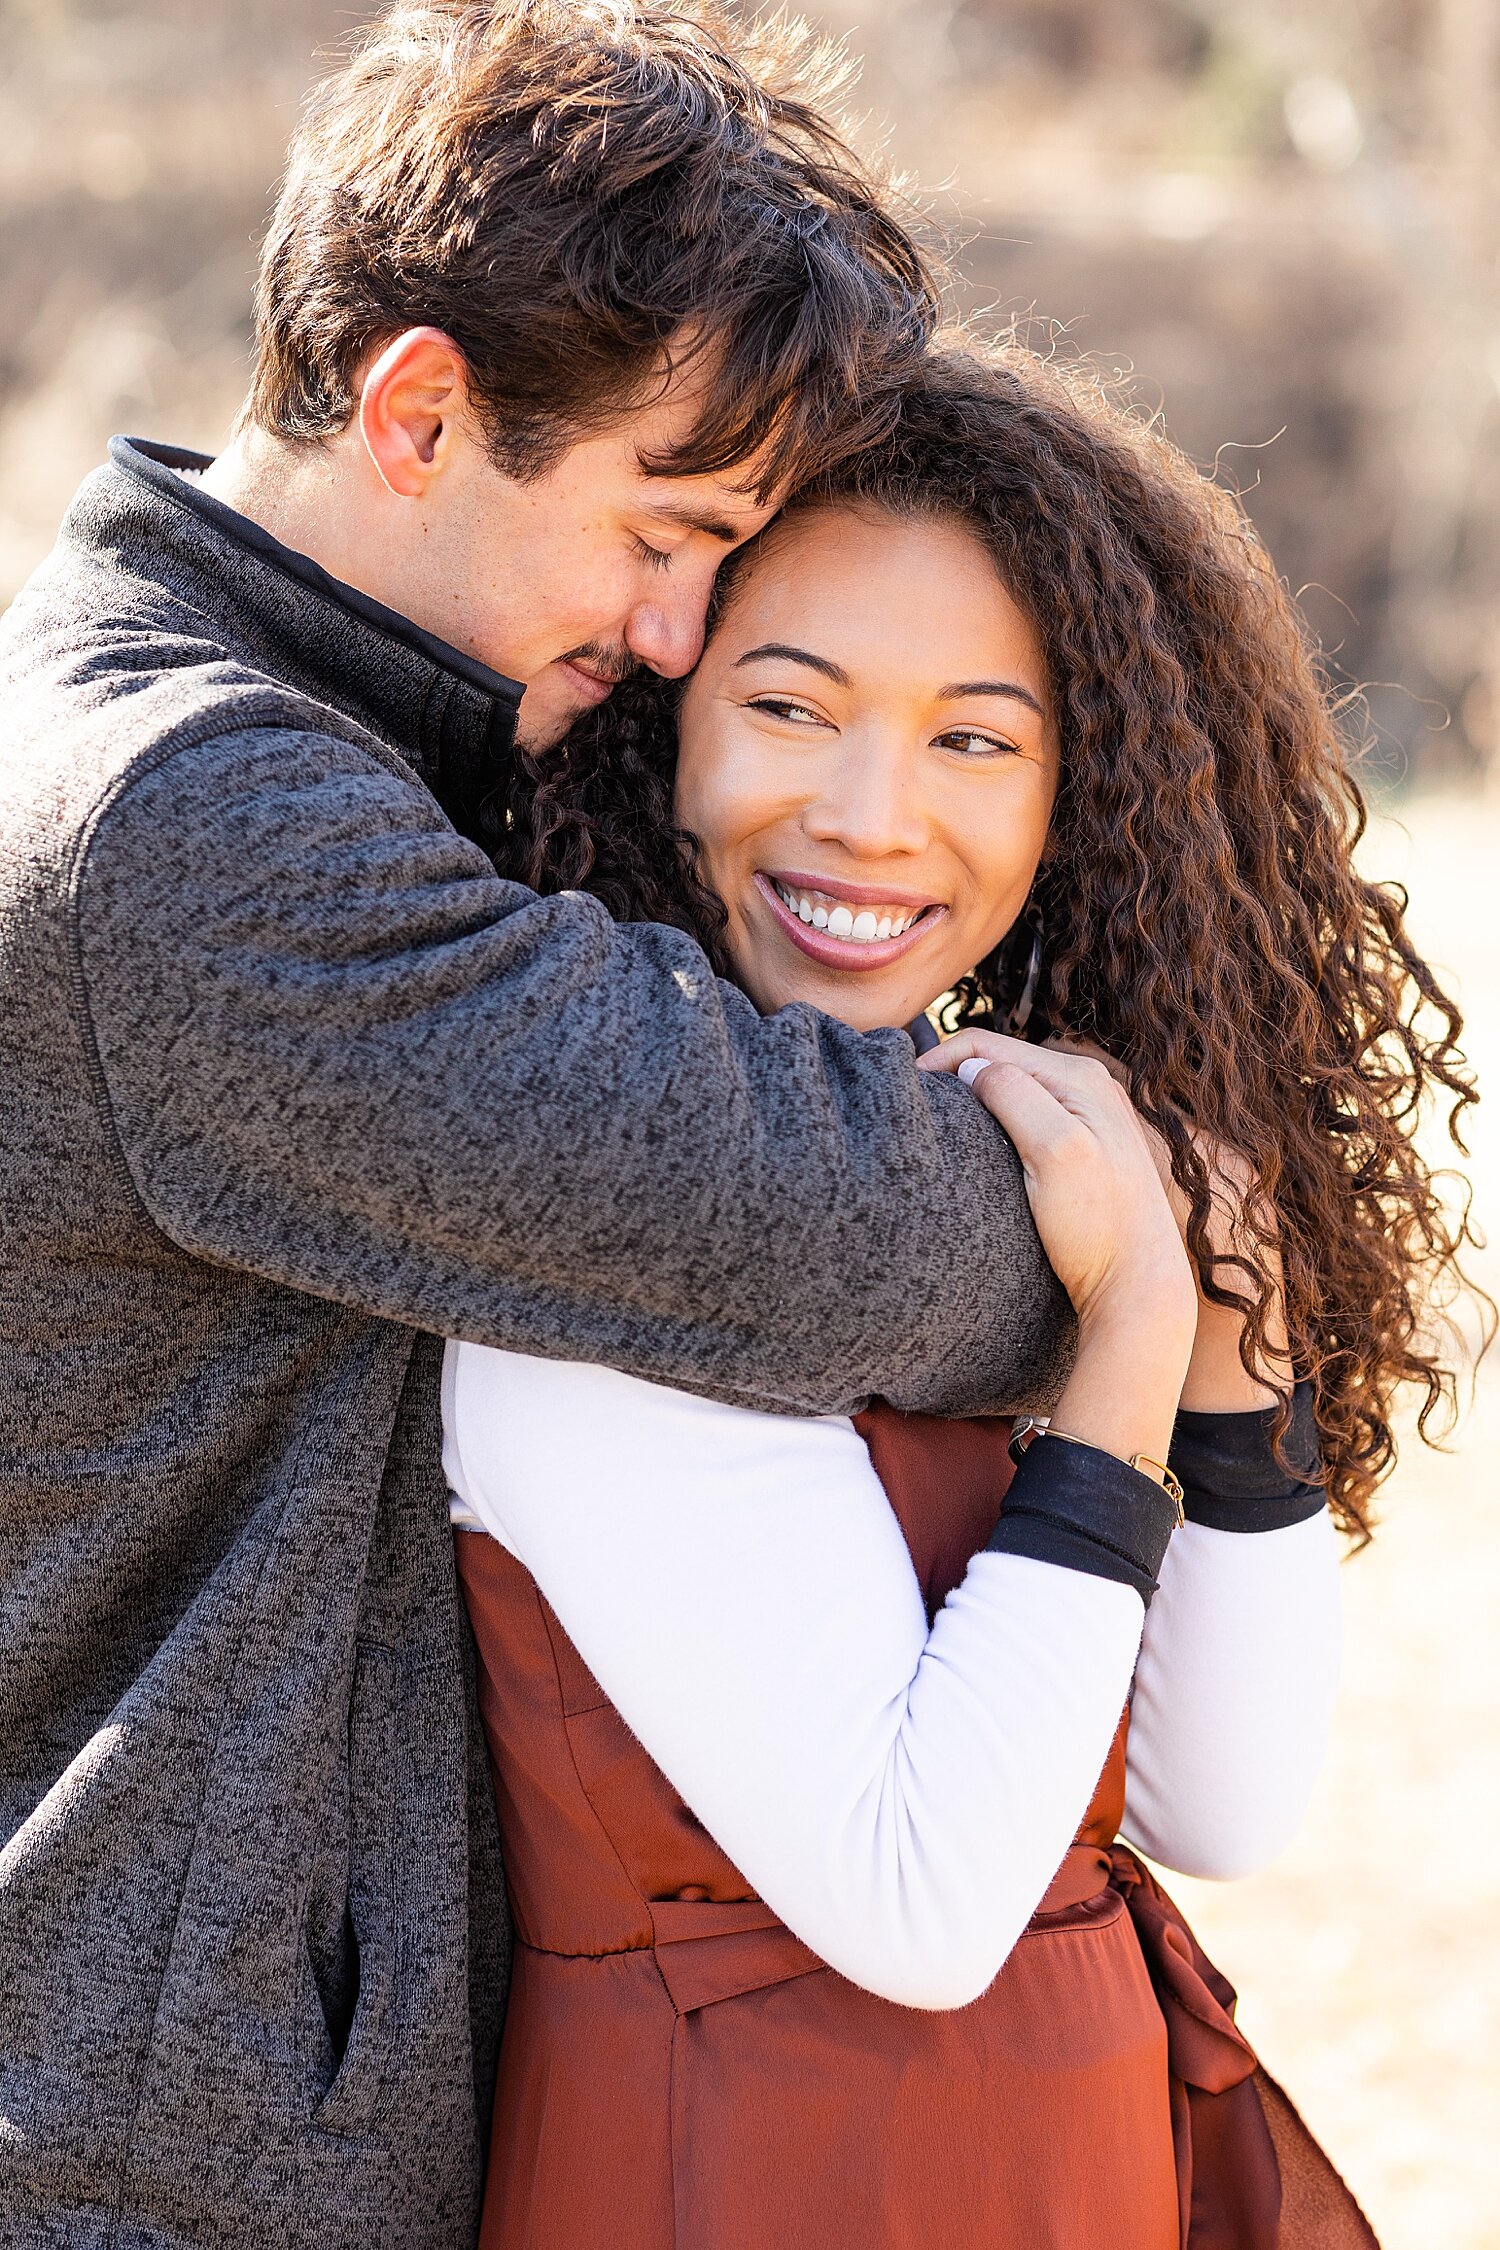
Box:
[0,5,1070,2245]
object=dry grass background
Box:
[1162,790,1500,2249]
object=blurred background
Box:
[1,0,1496,2241]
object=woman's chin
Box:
[735,954,942,1034]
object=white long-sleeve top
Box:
[444,1343,1340,2011]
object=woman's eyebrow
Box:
[732,642,850,686]
[938,679,1046,717]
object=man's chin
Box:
[514,713,571,754]
[514,676,613,753]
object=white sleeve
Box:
[1121,1510,1341,1878]
[443,1341,1144,2012]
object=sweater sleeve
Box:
[443,1342,1145,2011]
[1120,1396,1341,1878]
[74,725,1071,1419]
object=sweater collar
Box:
[105,436,523,819]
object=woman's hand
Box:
[926,1027,1293,1418]
[920,1029,1193,1333]
[920,1028,1197,1467]
[1037,1033,1290,1409]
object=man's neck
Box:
[199,428,369,593]
[197,424,512,692]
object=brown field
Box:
[1160,791,1500,2247]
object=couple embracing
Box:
[0,4,1469,2247]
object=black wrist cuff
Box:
[987,1436,1180,1605]
[1168,1381,1326,1532]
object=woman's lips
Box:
[754,871,947,973]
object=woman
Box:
[446,343,1477,2248]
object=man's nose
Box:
[623,588,711,680]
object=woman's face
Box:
[674,503,1060,1032]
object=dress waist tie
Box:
[642,1842,1375,2250]
[1104,1843,1280,2250]
[1104,1843,1380,2250]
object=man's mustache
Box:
[558,642,642,686]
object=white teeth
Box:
[771,880,930,945]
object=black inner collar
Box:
[110,435,523,832]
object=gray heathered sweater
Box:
[0,438,1071,2249]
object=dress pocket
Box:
[309,1640,403,2138]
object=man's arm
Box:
[75,724,1071,1416]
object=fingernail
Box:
[957,1058,990,1089]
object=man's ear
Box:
[357,327,471,499]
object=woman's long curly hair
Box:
[483,336,1485,1539]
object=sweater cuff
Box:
[987,1437,1181,1605]
[1168,1381,1326,1533]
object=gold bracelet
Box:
[1008,1416,1185,1526]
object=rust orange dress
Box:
[456,1404,1378,2250]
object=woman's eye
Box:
[632,537,673,572]
[746,695,830,727]
[934,728,1016,759]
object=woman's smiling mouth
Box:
[755,871,947,971]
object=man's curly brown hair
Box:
[484,337,1485,1539]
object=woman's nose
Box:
[801,736,931,860]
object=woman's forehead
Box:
[712,502,1046,700]
[737,497,1034,625]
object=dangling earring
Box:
[1009,902,1046,1036]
